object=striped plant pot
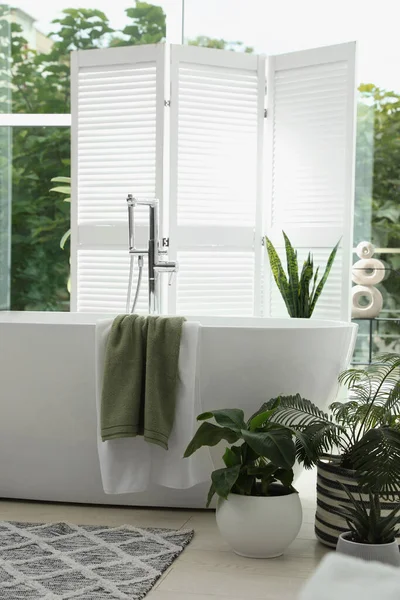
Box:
[315,458,400,549]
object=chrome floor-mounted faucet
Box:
[126,195,177,314]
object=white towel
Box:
[299,553,400,600]
[95,318,213,493]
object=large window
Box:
[0,1,399,344]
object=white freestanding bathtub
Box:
[0,312,357,508]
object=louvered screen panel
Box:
[169,45,265,316]
[177,251,255,316]
[77,62,157,224]
[265,43,357,321]
[269,248,343,320]
[71,45,164,312]
[77,251,148,313]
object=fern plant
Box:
[257,354,400,497]
[337,483,400,544]
[265,231,340,318]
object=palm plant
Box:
[258,353,400,496]
[337,483,400,544]
[265,231,340,318]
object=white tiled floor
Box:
[0,472,329,599]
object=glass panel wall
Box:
[0,5,11,309]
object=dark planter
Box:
[315,458,400,549]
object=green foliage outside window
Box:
[1,3,399,324]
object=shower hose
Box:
[126,254,144,313]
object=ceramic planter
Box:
[216,491,302,558]
[337,532,400,567]
[315,458,400,548]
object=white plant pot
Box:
[216,491,302,558]
[337,532,400,567]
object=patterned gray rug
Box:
[0,520,193,599]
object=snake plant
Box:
[265,232,340,318]
[337,483,400,544]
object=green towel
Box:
[101,314,185,449]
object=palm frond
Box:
[349,427,400,498]
[382,380,400,416]
[269,394,335,429]
[294,422,340,469]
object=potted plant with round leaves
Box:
[184,400,336,558]
[336,483,400,567]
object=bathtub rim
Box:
[0,310,357,332]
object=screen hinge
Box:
[264,108,268,118]
[164,100,171,107]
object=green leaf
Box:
[309,239,340,315]
[183,422,240,458]
[197,409,246,432]
[248,408,277,431]
[50,186,71,195]
[50,176,71,184]
[222,445,242,468]
[265,236,292,316]
[348,427,400,496]
[273,468,294,488]
[241,429,296,470]
[60,229,71,250]
[283,231,299,317]
[206,482,216,508]
[211,465,241,499]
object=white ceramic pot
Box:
[216,491,302,558]
[337,532,400,567]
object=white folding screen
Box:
[264,42,357,320]
[71,41,356,320]
[70,44,165,312]
[168,45,265,316]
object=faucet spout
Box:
[126,195,178,314]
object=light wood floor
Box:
[0,474,329,600]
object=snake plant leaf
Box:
[299,255,313,318]
[183,422,240,457]
[265,236,291,309]
[197,409,246,432]
[283,231,299,317]
[309,239,340,315]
